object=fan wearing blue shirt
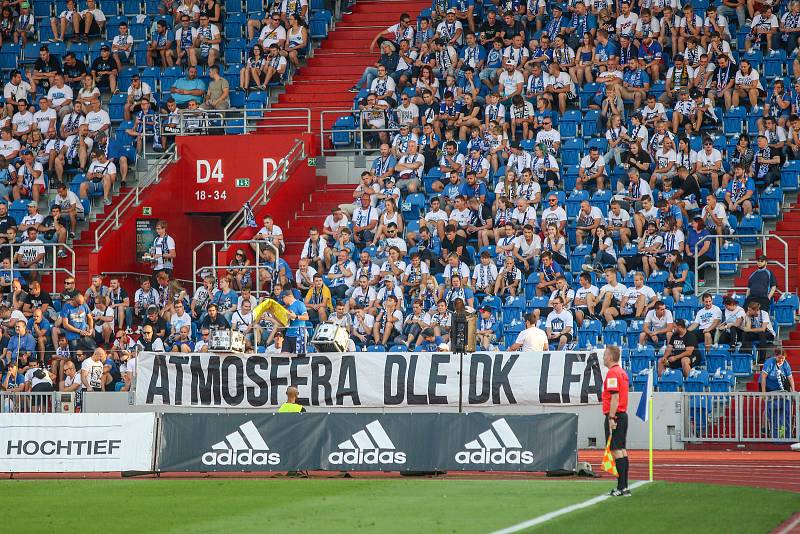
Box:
[761,352,794,392]
[281,285,309,355]
[4,320,36,367]
[170,65,207,107]
[1,361,25,392]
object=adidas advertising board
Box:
[455,418,535,465]
[326,420,407,466]
[136,351,605,409]
[0,413,156,472]
[156,413,577,473]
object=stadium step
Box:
[255,0,429,139]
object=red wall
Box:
[88,133,319,285]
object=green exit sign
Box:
[308,157,316,167]
[235,178,250,187]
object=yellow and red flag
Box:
[601,436,618,477]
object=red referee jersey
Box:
[602,364,629,414]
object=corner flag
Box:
[635,368,655,481]
[635,369,653,422]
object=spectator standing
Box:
[746,254,777,311]
[281,284,309,354]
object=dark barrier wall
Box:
[157,413,578,473]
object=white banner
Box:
[0,413,156,472]
[134,351,606,409]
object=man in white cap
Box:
[497,58,524,103]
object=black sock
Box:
[616,457,628,490]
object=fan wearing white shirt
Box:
[575,200,604,246]
[716,296,745,346]
[545,296,573,350]
[618,272,657,319]
[472,251,499,294]
[688,293,723,349]
[640,300,675,347]
[573,272,600,326]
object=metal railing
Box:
[693,233,789,294]
[143,108,312,150]
[192,239,279,298]
[93,146,178,252]
[0,391,75,413]
[222,137,306,243]
[100,271,195,287]
[682,392,799,443]
[5,242,76,294]
[320,108,406,156]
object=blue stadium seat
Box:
[603,320,627,347]
[723,106,745,135]
[561,138,583,167]
[647,270,668,293]
[658,369,683,392]
[0,44,20,70]
[674,295,699,322]
[626,320,645,348]
[565,189,589,218]
[718,241,741,275]
[225,0,243,14]
[781,160,800,191]
[773,293,798,327]
[731,352,755,377]
[590,189,612,215]
[705,347,731,374]
[628,348,654,375]
[577,319,602,348]
[759,186,782,219]
[709,370,735,392]
[108,92,127,122]
[684,370,709,392]
[582,110,600,137]
[559,109,581,138]
[737,214,762,245]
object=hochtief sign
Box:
[0,413,156,472]
[157,413,577,473]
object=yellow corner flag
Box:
[601,436,618,477]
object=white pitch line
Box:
[774,514,800,534]
[490,480,653,534]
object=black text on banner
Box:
[135,351,605,409]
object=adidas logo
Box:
[201,420,281,466]
[455,418,535,465]
[328,420,406,465]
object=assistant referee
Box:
[603,345,631,496]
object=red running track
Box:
[3,450,799,493]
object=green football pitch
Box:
[2,478,797,533]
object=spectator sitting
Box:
[658,319,698,377]
[1,361,25,392]
[79,147,116,206]
[4,319,36,369]
[170,65,206,108]
[148,19,175,67]
[640,300,675,348]
[688,293,723,349]
[717,296,746,346]
[76,0,106,43]
[136,325,166,352]
[740,301,775,362]
[201,65,230,110]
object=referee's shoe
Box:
[609,488,632,497]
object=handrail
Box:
[100,271,195,286]
[222,138,306,244]
[693,233,789,294]
[320,108,404,156]
[93,146,177,252]
[192,239,279,298]
[5,242,76,294]
[145,108,312,146]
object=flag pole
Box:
[648,380,654,482]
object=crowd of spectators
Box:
[309,0,799,370]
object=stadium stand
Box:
[0,0,799,403]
